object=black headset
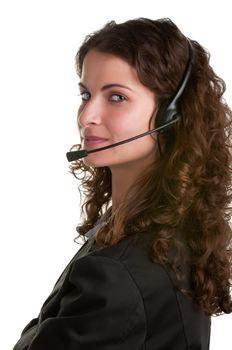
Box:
[155,39,194,131]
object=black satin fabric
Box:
[13,231,211,350]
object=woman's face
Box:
[77,50,157,170]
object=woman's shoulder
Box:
[83,230,210,345]
[89,231,173,289]
[90,229,153,258]
[73,230,174,316]
[72,230,211,348]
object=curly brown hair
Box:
[68,18,232,316]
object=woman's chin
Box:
[83,157,109,168]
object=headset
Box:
[66,38,194,162]
[155,38,194,131]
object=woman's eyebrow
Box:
[78,82,134,92]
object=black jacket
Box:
[13,226,211,350]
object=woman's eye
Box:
[80,91,90,101]
[110,94,126,102]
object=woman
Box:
[13,17,232,350]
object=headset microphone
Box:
[66,39,194,162]
[66,119,179,161]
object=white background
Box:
[0,1,231,349]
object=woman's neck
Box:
[110,167,140,214]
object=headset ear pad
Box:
[155,100,179,131]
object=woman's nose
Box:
[77,99,103,128]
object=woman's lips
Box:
[84,138,108,147]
